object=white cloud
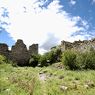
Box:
[70,0,76,5]
[0,0,88,54]
[91,0,95,4]
[92,0,95,3]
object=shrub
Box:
[38,48,62,67]
[45,51,55,64]
[76,52,87,69]
[29,54,41,67]
[83,50,95,69]
[50,47,62,63]
[76,48,95,70]
[0,55,7,64]
[61,50,78,70]
[62,48,95,70]
[39,55,47,67]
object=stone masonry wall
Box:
[0,38,95,65]
[0,39,38,66]
[29,44,38,56]
[61,38,95,52]
[10,39,30,66]
[0,43,9,57]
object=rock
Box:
[6,88,11,93]
[84,84,89,89]
[39,73,46,81]
[85,80,95,88]
[59,75,64,79]
[60,85,68,91]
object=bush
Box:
[39,48,62,67]
[0,55,7,64]
[76,52,87,69]
[61,48,95,70]
[39,54,48,67]
[50,47,62,63]
[62,50,78,70]
[83,50,95,69]
[76,48,95,70]
[29,54,41,67]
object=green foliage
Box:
[62,48,95,70]
[0,55,7,64]
[62,50,78,70]
[29,54,41,67]
[47,48,62,64]
[39,47,62,67]
[77,49,95,70]
[39,54,48,67]
[0,55,16,67]
[0,63,95,95]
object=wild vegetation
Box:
[0,43,95,95]
[0,61,95,95]
[61,48,95,70]
[27,47,95,70]
[0,54,95,95]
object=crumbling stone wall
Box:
[0,43,9,57]
[61,38,95,52]
[10,39,30,66]
[29,44,38,56]
[0,39,38,66]
[61,41,73,51]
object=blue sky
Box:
[0,0,95,53]
[60,0,95,37]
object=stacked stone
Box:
[0,43,9,57]
[60,39,95,52]
[29,44,38,56]
[11,39,29,66]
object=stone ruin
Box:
[0,43,9,57]
[0,39,38,66]
[60,38,95,52]
[29,44,38,55]
[0,38,95,65]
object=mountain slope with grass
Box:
[0,55,95,95]
[0,38,95,95]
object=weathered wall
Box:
[61,38,95,52]
[0,43,9,57]
[29,44,38,56]
[10,39,30,66]
[0,39,38,65]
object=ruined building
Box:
[0,43,9,57]
[29,44,38,56]
[60,38,95,52]
[0,38,95,65]
[0,39,38,66]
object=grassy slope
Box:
[0,63,95,95]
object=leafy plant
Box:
[61,50,77,70]
[0,55,7,64]
[62,48,95,70]
[39,47,62,67]
[29,54,41,67]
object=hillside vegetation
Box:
[0,55,95,95]
[0,42,95,95]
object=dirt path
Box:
[38,73,46,95]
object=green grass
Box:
[0,63,95,95]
